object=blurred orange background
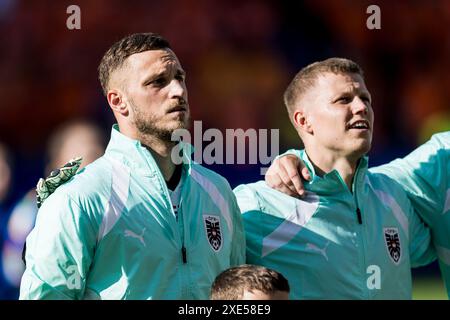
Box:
[0,0,449,299]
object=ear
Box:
[107,89,128,116]
[293,109,313,134]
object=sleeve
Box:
[282,134,449,220]
[233,184,262,215]
[19,191,97,300]
[407,205,437,268]
[370,132,450,225]
[233,184,264,264]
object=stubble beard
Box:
[131,101,190,145]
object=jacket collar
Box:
[299,149,369,193]
[105,124,193,176]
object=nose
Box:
[352,97,369,115]
[168,79,186,99]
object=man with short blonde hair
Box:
[234,58,435,299]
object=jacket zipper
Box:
[165,174,189,297]
[182,246,187,263]
[177,185,191,298]
[177,196,187,264]
[356,207,362,224]
[353,166,368,298]
[140,147,190,296]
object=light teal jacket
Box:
[235,152,435,299]
[370,132,450,297]
[20,125,245,300]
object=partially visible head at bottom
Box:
[210,264,290,300]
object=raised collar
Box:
[104,124,193,176]
[299,149,369,193]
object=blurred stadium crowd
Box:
[0,0,449,299]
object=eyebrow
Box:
[332,88,372,101]
[142,72,162,85]
[142,68,185,86]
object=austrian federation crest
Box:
[384,227,401,265]
[203,215,222,252]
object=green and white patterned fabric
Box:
[36,157,82,208]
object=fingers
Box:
[265,156,303,197]
[280,156,306,196]
[277,160,303,196]
[265,160,296,196]
[300,163,311,181]
[266,171,299,197]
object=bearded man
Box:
[20,33,245,300]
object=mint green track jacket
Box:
[20,125,245,300]
[370,132,450,296]
[234,152,436,299]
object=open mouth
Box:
[347,120,370,130]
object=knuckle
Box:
[288,172,299,179]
